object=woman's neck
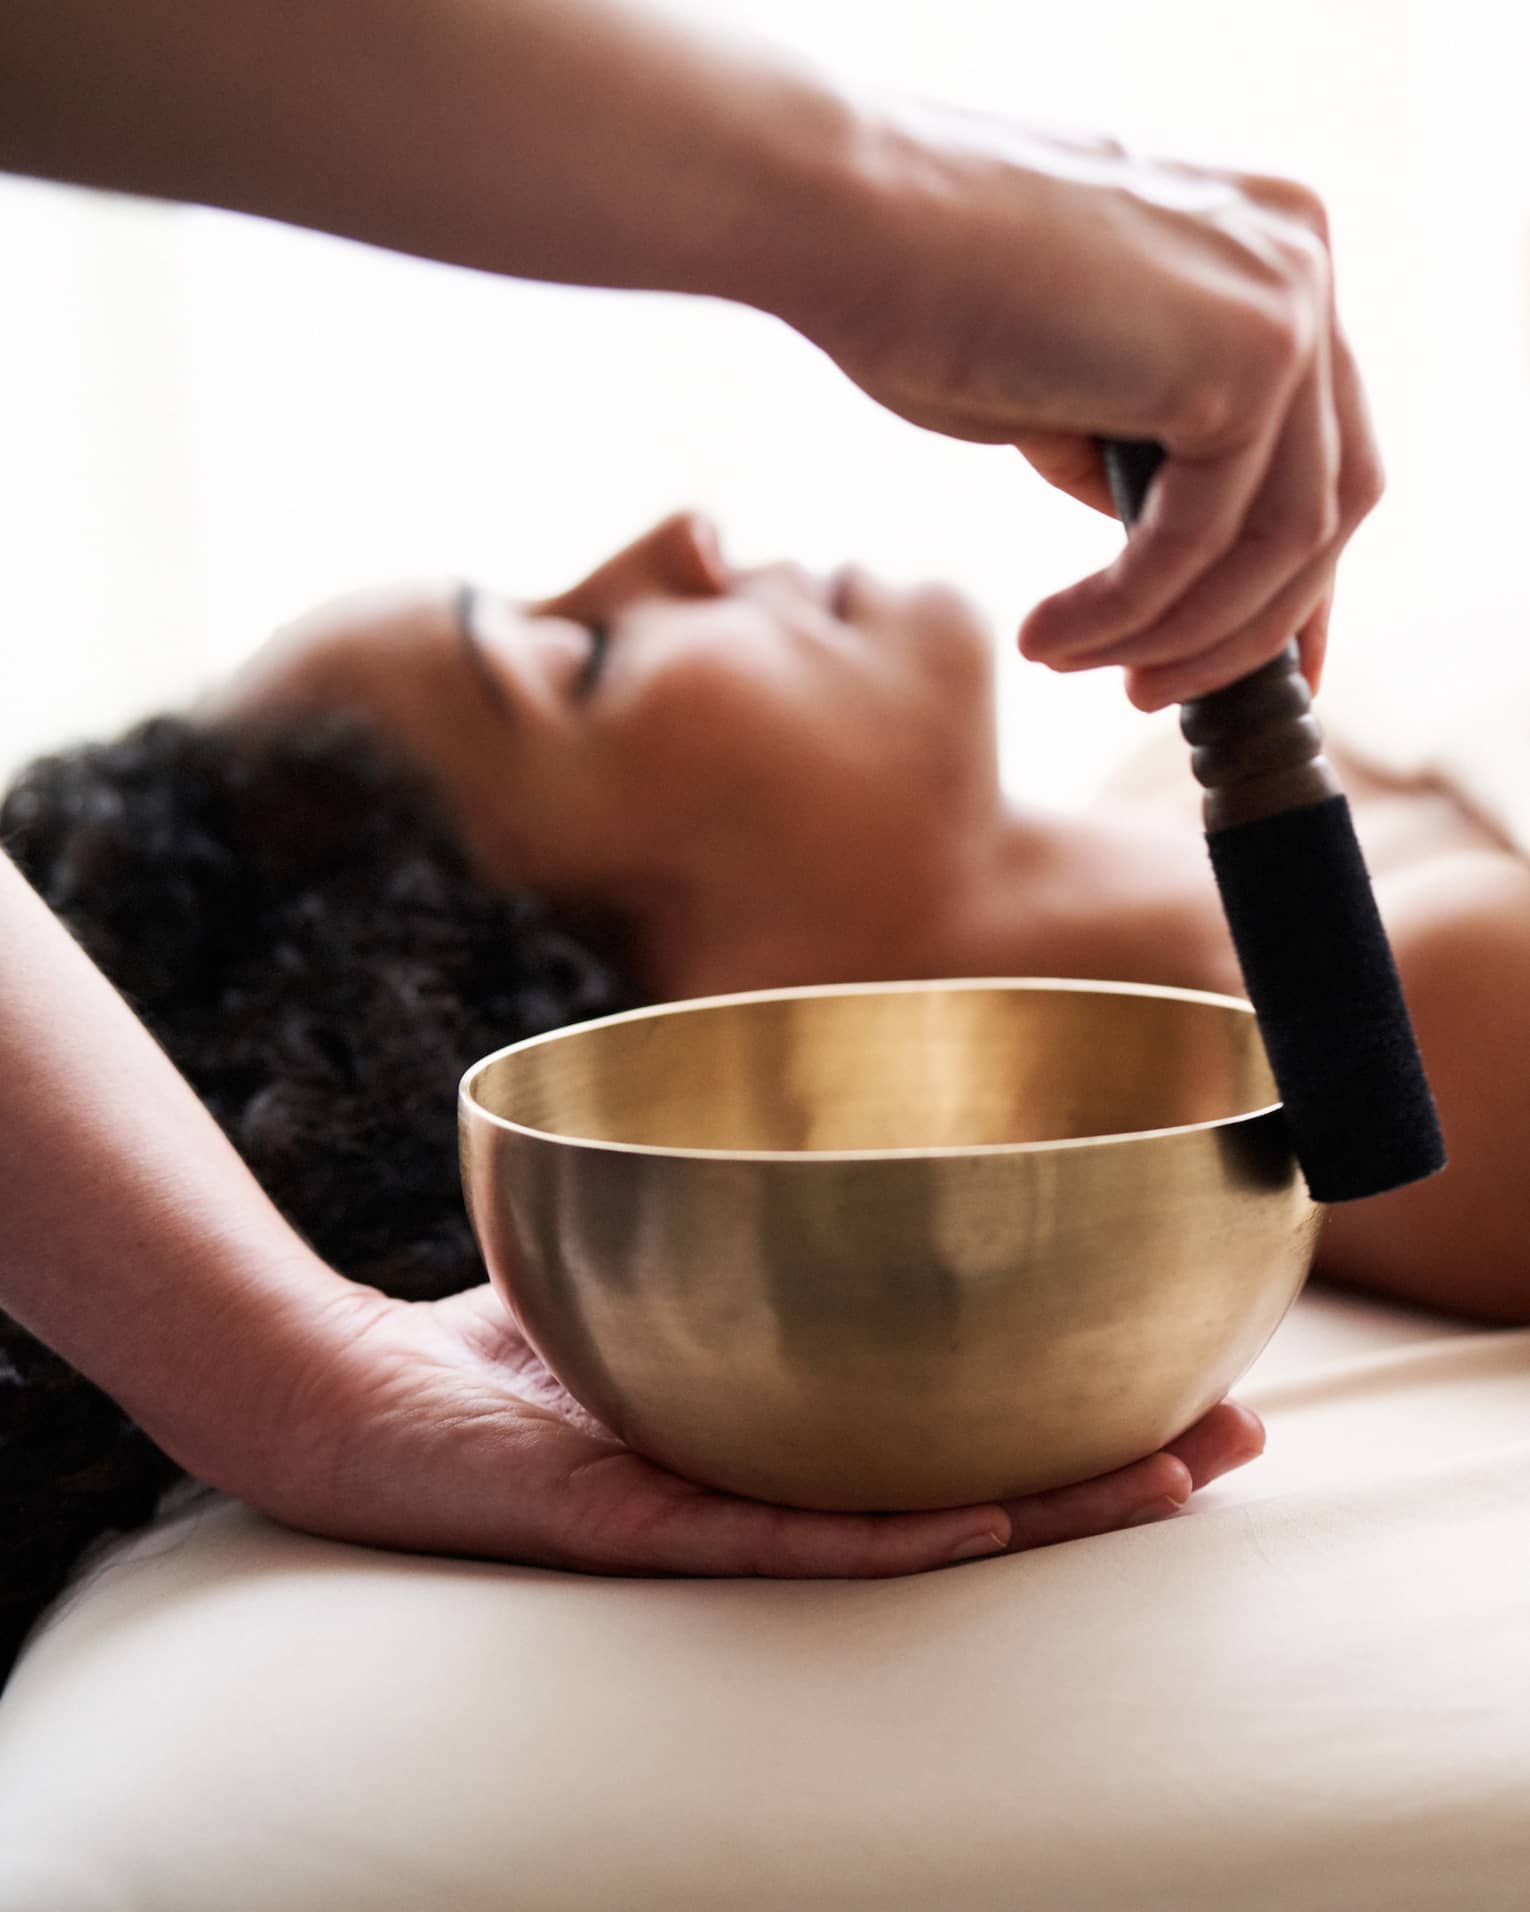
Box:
[928,803,1243,997]
[632,801,1244,1004]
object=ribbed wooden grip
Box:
[1179,644,1341,832]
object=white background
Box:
[3,0,1528,800]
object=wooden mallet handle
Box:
[1099,436,1446,1203]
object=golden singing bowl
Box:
[459,979,1322,1510]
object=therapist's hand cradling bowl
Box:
[460,977,1322,1511]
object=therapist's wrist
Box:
[101,1235,359,1513]
[726,87,1037,356]
[661,54,870,317]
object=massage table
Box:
[2,1281,1528,1910]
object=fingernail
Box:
[1200,1412,1267,1486]
[947,1530,1007,1564]
[1128,1495,1187,1528]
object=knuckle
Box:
[1262,495,1336,553]
[1170,357,1281,455]
[1237,241,1328,361]
[1240,296,1313,390]
[1170,375,1239,451]
[1277,223,1332,299]
[1241,170,1333,245]
[1302,491,1344,548]
[1173,320,1295,450]
[1277,179,1332,247]
[1345,447,1387,521]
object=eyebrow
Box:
[454,581,514,720]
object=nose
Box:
[538,511,729,624]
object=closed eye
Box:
[572,621,611,702]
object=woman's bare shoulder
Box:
[1319,847,1530,1321]
[1090,722,1200,826]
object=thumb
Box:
[1016,432,1119,516]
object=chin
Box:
[904,580,996,678]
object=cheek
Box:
[561,620,998,886]
[620,666,803,825]
[592,653,850,868]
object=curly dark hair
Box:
[0,712,635,1681]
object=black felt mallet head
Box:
[1101,438,1445,1204]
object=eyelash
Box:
[573,622,611,701]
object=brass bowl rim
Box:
[458,976,1282,1165]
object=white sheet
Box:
[2,1285,1527,1912]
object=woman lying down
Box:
[4,510,1528,1676]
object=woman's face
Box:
[211,513,1003,988]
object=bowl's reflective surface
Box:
[460,980,1322,1509]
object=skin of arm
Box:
[0,0,1381,697]
[0,850,349,1498]
[0,0,852,309]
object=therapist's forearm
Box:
[0,849,346,1489]
[0,0,867,317]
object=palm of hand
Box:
[272,1282,1263,1580]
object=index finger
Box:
[1018,404,1290,663]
